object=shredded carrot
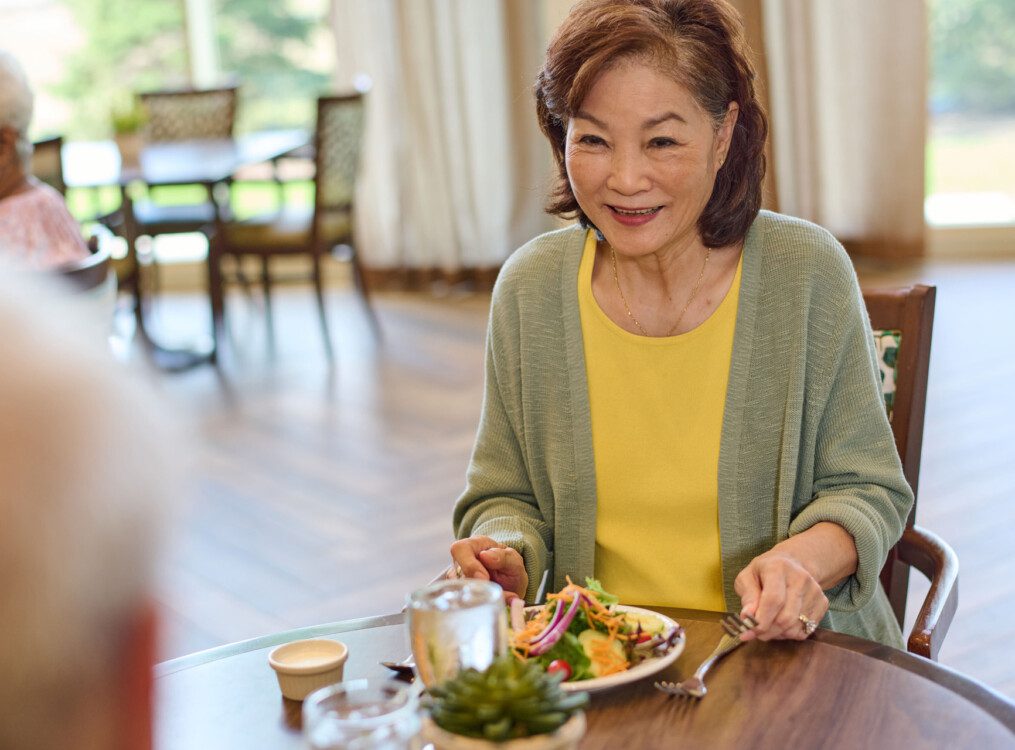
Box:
[512,577,641,669]
[586,638,628,676]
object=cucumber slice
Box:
[625,611,665,635]
[577,629,627,677]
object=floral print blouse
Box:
[0,181,89,270]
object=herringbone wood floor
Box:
[141,256,1015,700]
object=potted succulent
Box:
[111,98,147,168]
[421,655,589,750]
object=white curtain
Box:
[329,0,554,272]
[762,0,928,259]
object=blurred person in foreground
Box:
[451,0,912,648]
[0,272,179,750]
[0,49,90,270]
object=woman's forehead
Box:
[576,58,707,123]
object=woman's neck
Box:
[0,168,31,202]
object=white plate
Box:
[524,604,685,694]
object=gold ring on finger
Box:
[798,613,818,636]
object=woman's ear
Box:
[0,126,15,155]
[716,101,740,165]
[0,126,21,173]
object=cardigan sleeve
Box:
[452,292,554,604]
[788,269,914,612]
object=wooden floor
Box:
[137,256,1015,700]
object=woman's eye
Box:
[649,137,678,148]
[577,134,605,146]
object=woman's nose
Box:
[605,147,652,195]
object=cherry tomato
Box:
[635,632,653,644]
[546,659,573,681]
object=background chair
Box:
[210,92,378,357]
[129,84,239,238]
[866,284,958,660]
[140,84,238,142]
[31,136,66,195]
[112,85,239,330]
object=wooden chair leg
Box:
[259,255,277,349]
[311,253,333,359]
[260,256,273,319]
[348,245,381,338]
[207,237,226,362]
[118,188,146,333]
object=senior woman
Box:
[451,0,913,648]
[0,50,89,270]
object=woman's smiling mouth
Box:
[608,205,662,225]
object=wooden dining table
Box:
[155,607,1015,749]
[61,129,309,369]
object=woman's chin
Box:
[598,232,664,259]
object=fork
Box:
[654,613,757,699]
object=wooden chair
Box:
[210,93,378,357]
[128,84,240,237]
[140,84,238,143]
[865,284,958,660]
[107,85,241,325]
[31,136,66,195]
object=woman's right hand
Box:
[449,536,528,602]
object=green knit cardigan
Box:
[454,211,914,647]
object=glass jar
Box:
[302,679,422,750]
[407,578,508,689]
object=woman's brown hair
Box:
[535,0,767,247]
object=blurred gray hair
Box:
[0,271,186,750]
[0,49,35,169]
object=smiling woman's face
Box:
[564,57,737,260]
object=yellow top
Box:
[578,230,742,610]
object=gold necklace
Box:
[610,246,711,336]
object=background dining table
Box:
[62,130,308,190]
[154,607,1015,749]
[61,129,309,368]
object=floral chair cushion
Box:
[874,329,902,421]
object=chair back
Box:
[32,136,66,195]
[140,85,239,142]
[313,93,365,226]
[864,284,936,626]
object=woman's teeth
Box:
[612,206,659,215]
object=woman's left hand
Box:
[733,548,829,642]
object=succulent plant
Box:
[425,655,589,741]
[110,99,147,135]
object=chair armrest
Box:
[897,524,959,660]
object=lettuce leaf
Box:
[583,577,619,607]
[532,631,593,681]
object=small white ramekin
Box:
[268,638,349,701]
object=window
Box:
[926,0,1015,229]
[212,0,334,133]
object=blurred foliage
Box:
[215,0,331,130]
[931,0,1015,113]
[55,0,331,138]
[55,0,187,137]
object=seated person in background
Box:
[0,273,181,750]
[0,49,89,270]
